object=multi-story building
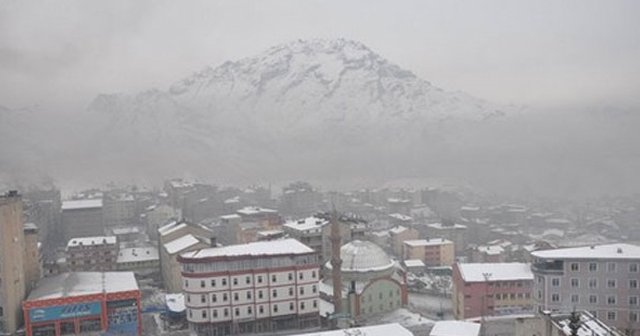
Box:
[453,262,534,319]
[158,220,215,293]
[531,243,640,334]
[65,236,118,272]
[178,239,320,335]
[283,216,328,257]
[389,225,419,257]
[61,199,104,243]
[279,182,322,218]
[427,222,467,255]
[23,223,41,293]
[0,191,27,334]
[144,204,180,242]
[117,246,160,275]
[103,192,137,228]
[403,238,455,267]
[22,272,141,336]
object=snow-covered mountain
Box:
[89,39,509,149]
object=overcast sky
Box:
[1,0,639,110]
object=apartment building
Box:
[65,236,118,272]
[453,262,534,319]
[61,199,104,242]
[178,239,320,335]
[531,243,640,335]
[403,238,454,267]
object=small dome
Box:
[328,240,394,273]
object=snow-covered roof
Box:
[428,223,467,229]
[404,238,452,247]
[164,234,202,255]
[531,243,640,260]
[111,227,140,235]
[62,199,103,211]
[67,236,116,248]
[158,221,186,236]
[293,323,412,336]
[117,247,159,264]
[236,206,277,216]
[461,206,481,212]
[457,263,533,282]
[554,311,623,336]
[326,240,394,273]
[283,216,328,232]
[389,225,409,234]
[430,321,480,336]
[404,259,426,268]
[478,245,505,255]
[165,293,185,313]
[27,272,138,301]
[389,214,413,222]
[181,238,313,259]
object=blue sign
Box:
[29,302,102,322]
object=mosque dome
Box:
[327,240,395,273]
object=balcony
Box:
[532,260,564,275]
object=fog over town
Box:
[1,1,640,336]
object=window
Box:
[571,278,579,288]
[301,302,306,310]
[272,274,277,283]
[289,302,294,311]
[212,294,217,303]
[211,279,216,287]
[608,296,617,305]
[201,280,205,288]
[300,287,305,295]
[631,279,638,289]
[552,294,560,302]
[246,291,252,299]
[189,309,192,318]
[313,300,318,308]
[235,308,239,316]
[312,285,317,293]
[570,263,579,271]
[288,273,293,281]
[247,306,252,314]
[185,279,189,288]
[607,311,616,321]
[246,276,251,284]
[299,272,304,280]
[258,290,263,299]
[224,308,229,317]
[537,291,542,300]
[289,287,294,296]
[630,312,639,322]
[201,295,206,303]
[589,263,597,272]
[187,295,191,303]
[589,295,597,304]
[589,279,597,289]
[571,294,579,303]
[213,309,218,318]
[233,293,239,301]
[233,278,238,285]
[552,278,560,287]
[607,262,616,272]
[222,278,227,286]
[258,275,263,283]
[272,289,277,298]
[259,305,264,314]
[607,279,617,288]
[202,310,207,318]
[273,304,278,313]
[312,270,317,278]
[630,263,639,273]
[630,296,638,306]
[223,293,228,302]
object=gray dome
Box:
[328,240,394,273]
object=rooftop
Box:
[531,243,640,260]
[61,199,103,211]
[236,206,278,216]
[389,214,413,222]
[326,240,394,273]
[430,321,480,336]
[27,272,138,301]
[428,223,467,230]
[404,259,426,268]
[293,323,412,336]
[404,238,452,247]
[457,263,533,282]
[117,247,159,264]
[164,234,202,255]
[67,236,116,248]
[181,238,314,260]
[157,220,187,236]
[283,216,328,232]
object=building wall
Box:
[403,242,454,267]
[390,228,419,257]
[23,228,40,293]
[62,208,104,242]
[66,242,118,272]
[160,241,209,293]
[0,194,27,334]
[356,278,404,317]
[533,258,640,334]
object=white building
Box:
[531,243,640,335]
[178,239,321,335]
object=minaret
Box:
[330,210,343,318]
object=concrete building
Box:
[294,323,413,336]
[65,236,118,272]
[531,243,640,335]
[279,182,322,218]
[322,240,408,320]
[178,239,320,335]
[403,238,455,267]
[158,220,215,293]
[283,216,328,258]
[389,225,419,257]
[22,272,141,336]
[116,246,160,275]
[144,204,180,242]
[0,191,27,335]
[23,223,41,293]
[453,262,534,319]
[61,199,104,243]
[427,222,467,255]
[103,192,137,228]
